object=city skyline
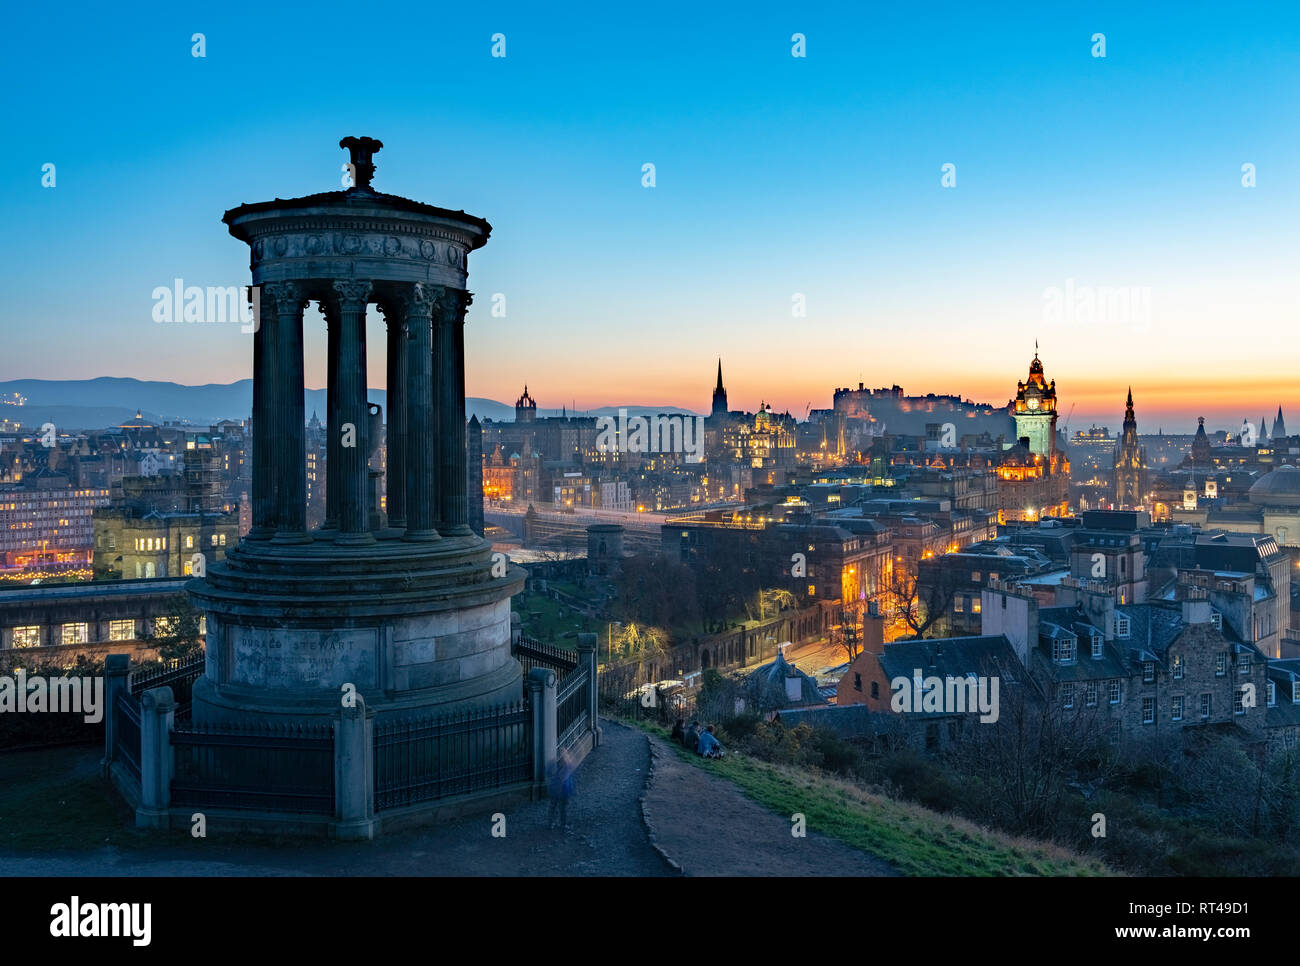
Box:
[3,3,1297,434]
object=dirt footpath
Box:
[640,736,897,877]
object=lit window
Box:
[155,617,178,636]
[108,619,135,641]
[1215,653,1227,677]
[61,622,88,645]
[11,626,40,648]
[1053,637,1076,664]
[1172,654,1183,679]
[185,535,193,549]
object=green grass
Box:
[0,746,156,852]
[633,721,1113,877]
[514,590,602,646]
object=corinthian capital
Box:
[331,279,373,310]
[261,280,307,315]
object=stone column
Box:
[323,297,341,531]
[249,285,277,539]
[136,686,175,829]
[332,280,373,543]
[102,653,130,773]
[382,300,408,530]
[334,694,375,840]
[527,667,557,794]
[403,283,439,541]
[437,289,472,536]
[467,414,484,536]
[266,282,309,543]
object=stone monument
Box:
[189,137,525,727]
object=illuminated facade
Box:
[1113,388,1149,509]
[1011,349,1058,459]
[998,350,1070,522]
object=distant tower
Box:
[1012,347,1058,460]
[711,359,728,417]
[1191,416,1211,466]
[1260,414,1271,443]
[1113,387,1148,509]
[468,414,484,536]
[515,385,537,423]
[1276,406,1288,439]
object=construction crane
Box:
[1062,402,1076,435]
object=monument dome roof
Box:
[1250,464,1300,507]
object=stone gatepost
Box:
[527,667,557,794]
[136,686,175,829]
[577,633,601,747]
[334,693,375,840]
[102,654,130,774]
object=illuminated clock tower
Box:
[1012,347,1057,460]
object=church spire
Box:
[1276,405,1287,438]
[711,358,728,417]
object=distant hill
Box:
[0,378,680,431]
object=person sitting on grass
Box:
[683,720,700,752]
[696,725,724,759]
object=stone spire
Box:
[1276,406,1287,438]
[711,358,728,417]
[1260,414,1270,442]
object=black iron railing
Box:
[373,702,532,811]
[514,636,578,676]
[130,652,205,697]
[113,689,142,784]
[171,720,335,815]
[556,664,590,752]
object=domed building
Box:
[1250,464,1300,548]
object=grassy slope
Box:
[0,746,154,852]
[634,721,1112,877]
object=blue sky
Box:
[2,0,1298,431]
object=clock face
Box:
[1028,397,1040,410]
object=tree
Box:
[944,670,1120,838]
[887,560,959,639]
[147,595,204,662]
[835,598,865,661]
[609,622,670,665]
[751,587,795,623]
